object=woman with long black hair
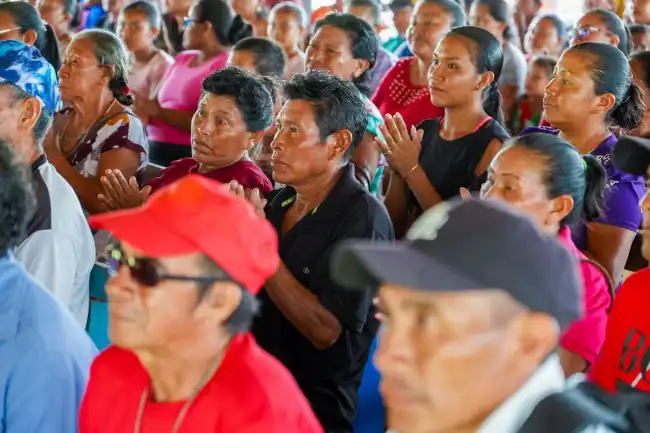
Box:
[0,2,62,71]
[379,25,509,237]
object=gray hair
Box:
[73,29,134,106]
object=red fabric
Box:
[89,175,278,294]
[79,334,324,433]
[539,116,551,128]
[590,268,650,393]
[147,158,273,195]
[371,57,444,129]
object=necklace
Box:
[57,98,118,158]
[133,350,226,433]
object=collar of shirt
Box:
[476,355,566,433]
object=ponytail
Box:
[610,81,645,131]
[582,155,606,223]
[227,15,254,45]
[39,24,62,72]
[108,76,134,106]
[483,83,504,126]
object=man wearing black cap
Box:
[332,199,583,433]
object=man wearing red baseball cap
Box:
[78,175,323,433]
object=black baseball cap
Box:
[612,136,650,177]
[331,199,583,331]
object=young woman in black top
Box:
[378,25,509,237]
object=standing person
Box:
[98,0,130,32]
[344,0,398,94]
[118,1,173,102]
[0,40,94,328]
[378,26,509,238]
[383,0,413,54]
[469,0,527,119]
[155,0,192,55]
[0,1,63,71]
[232,0,269,37]
[135,0,252,166]
[526,42,645,284]
[80,175,323,433]
[371,0,466,130]
[0,139,97,433]
[481,133,612,376]
[331,199,583,433]
[306,13,385,194]
[268,2,307,79]
[246,71,394,433]
[44,29,149,215]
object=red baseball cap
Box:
[89,175,279,295]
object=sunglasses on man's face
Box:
[107,244,227,287]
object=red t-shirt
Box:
[371,57,444,129]
[590,268,650,393]
[79,333,324,433]
[147,158,273,195]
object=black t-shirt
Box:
[252,164,395,433]
[411,117,510,205]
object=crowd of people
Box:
[1,0,650,431]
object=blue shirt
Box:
[0,254,98,433]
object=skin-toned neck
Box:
[441,96,488,137]
[413,57,431,86]
[292,163,345,213]
[70,89,116,123]
[132,45,159,64]
[196,150,247,174]
[136,328,232,402]
[557,120,611,155]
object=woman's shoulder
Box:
[153,50,174,66]
[173,50,200,65]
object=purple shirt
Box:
[367,46,397,95]
[521,127,644,249]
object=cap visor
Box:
[331,240,483,292]
[89,207,197,258]
[613,136,650,176]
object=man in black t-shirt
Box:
[241,71,394,433]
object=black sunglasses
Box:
[107,243,229,287]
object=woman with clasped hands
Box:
[377,26,509,237]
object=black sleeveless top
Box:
[408,117,510,212]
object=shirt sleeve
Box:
[597,180,644,231]
[5,345,87,433]
[14,230,78,314]
[312,201,394,332]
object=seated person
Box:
[0,139,98,433]
[0,40,94,327]
[332,199,583,433]
[228,36,287,77]
[81,175,323,432]
[245,71,395,433]
[99,67,273,210]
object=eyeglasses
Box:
[107,243,229,287]
[570,25,611,40]
[183,17,201,27]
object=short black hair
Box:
[629,23,650,36]
[3,84,53,145]
[421,0,467,28]
[313,13,378,96]
[348,0,382,26]
[202,66,274,132]
[198,256,260,335]
[270,1,308,27]
[0,140,34,252]
[122,0,162,29]
[260,75,283,105]
[283,70,368,160]
[232,37,287,77]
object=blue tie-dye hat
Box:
[0,40,60,115]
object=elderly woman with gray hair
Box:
[44,29,148,215]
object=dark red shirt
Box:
[79,333,324,433]
[147,158,273,195]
